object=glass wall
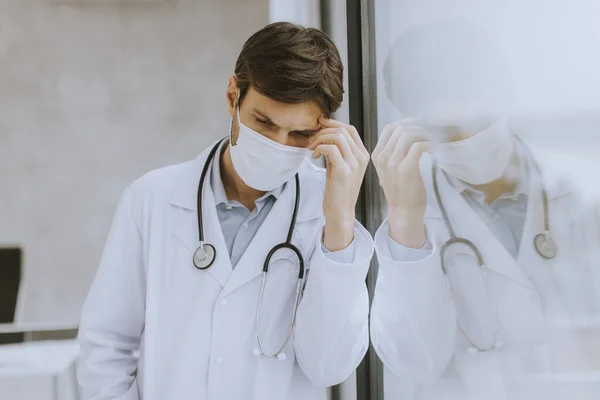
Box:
[363,0,600,399]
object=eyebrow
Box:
[253,109,278,127]
[253,108,320,135]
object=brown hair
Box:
[234,22,344,117]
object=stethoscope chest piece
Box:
[193,243,216,270]
[534,233,557,259]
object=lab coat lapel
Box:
[436,169,534,289]
[170,142,232,288]
[516,163,546,277]
[220,178,296,298]
[517,156,579,318]
[517,155,575,275]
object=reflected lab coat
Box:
[371,152,600,400]
[77,143,374,400]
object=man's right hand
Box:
[372,119,431,248]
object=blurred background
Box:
[0,0,268,327]
[1,0,599,399]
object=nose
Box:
[271,130,290,146]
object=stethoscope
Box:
[192,139,305,360]
[431,140,557,352]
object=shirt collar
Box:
[210,140,285,207]
[449,139,529,200]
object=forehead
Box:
[242,87,323,129]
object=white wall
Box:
[0,0,269,324]
[269,0,320,28]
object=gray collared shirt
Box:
[210,142,355,269]
[450,167,528,259]
[388,145,529,261]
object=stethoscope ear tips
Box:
[252,348,287,361]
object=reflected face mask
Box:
[229,107,310,192]
[432,119,514,185]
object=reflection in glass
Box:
[369,3,600,399]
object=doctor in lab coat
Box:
[369,20,600,400]
[78,22,373,400]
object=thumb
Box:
[405,141,430,165]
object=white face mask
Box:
[432,119,514,185]
[229,107,310,191]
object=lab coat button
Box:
[226,205,233,210]
[467,347,478,355]
[242,222,249,228]
[492,214,500,221]
[220,298,228,306]
[214,357,223,365]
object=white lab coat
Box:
[77,142,374,400]
[371,152,600,400]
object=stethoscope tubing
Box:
[194,138,305,359]
[431,139,554,352]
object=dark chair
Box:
[0,247,24,344]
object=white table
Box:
[0,321,79,334]
[0,340,81,400]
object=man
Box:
[370,20,600,400]
[78,22,373,400]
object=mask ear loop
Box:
[230,88,241,146]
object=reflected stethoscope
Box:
[431,140,557,352]
[192,139,305,360]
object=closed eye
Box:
[256,118,275,127]
[292,131,317,138]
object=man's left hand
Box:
[308,118,369,252]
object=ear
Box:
[226,75,239,118]
[226,76,241,146]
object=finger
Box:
[390,136,429,166]
[311,127,363,161]
[309,128,350,146]
[388,127,430,162]
[376,124,405,166]
[313,144,346,168]
[373,120,404,159]
[318,117,346,129]
[344,124,368,160]
[405,141,430,165]
[380,124,420,161]
[309,132,353,160]
[373,117,420,156]
[308,126,337,145]
[319,118,367,157]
